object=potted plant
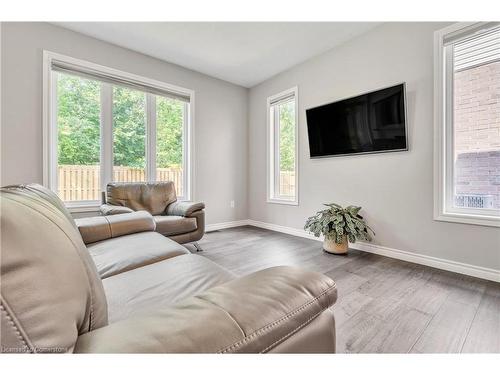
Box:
[304,203,375,255]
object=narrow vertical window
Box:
[434,23,500,226]
[56,72,101,202]
[156,96,186,198]
[112,86,147,182]
[267,87,298,205]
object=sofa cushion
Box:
[100,204,134,216]
[154,215,197,236]
[106,182,177,215]
[103,254,235,323]
[76,211,156,245]
[87,232,189,279]
[3,183,78,229]
[1,184,108,353]
[165,201,205,217]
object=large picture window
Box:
[44,52,193,210]
[434,23,500,226]
[267,87,298,205]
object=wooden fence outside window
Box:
[57,165,183,201]
[57,165,296,202]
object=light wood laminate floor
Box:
[192,226,500,353]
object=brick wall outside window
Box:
[453,61,500,209]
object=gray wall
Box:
[0,22,248,224]
[248,22,500,271]
[2,22,498,271]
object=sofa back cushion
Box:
[106,182,177,216]
[0,184,108,353]
[8,183,79,229]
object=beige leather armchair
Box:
[101,182,205,248]
[0,184,338,354]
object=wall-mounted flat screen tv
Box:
[306,83,408,158]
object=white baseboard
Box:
[246,220,317,240]
[347,241,500,283]
[205,220,249,232]
[239,219,499,283]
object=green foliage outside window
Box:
[278,101,295,172]
[112,86,146,169]
[57,73,184,169]
[156,96,183,169]
[57,74,100,165]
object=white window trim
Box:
[433,23,500,227]
[266,86,299,206]
[43,51,195,212]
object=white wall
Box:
[248,22,500,271]
[0,22,248,224]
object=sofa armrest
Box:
[165,201,205,217]
[100,203,134,216]
[76,211,156,244]
[74,266,337,353]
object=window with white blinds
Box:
[434,23,500,227]
[43,51,194,209]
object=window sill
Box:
[434,211,500,227]
[64,198,192,215]
[65,202,101,214]
[267,198,299,206]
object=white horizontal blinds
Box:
[443,22,499,45]
[51,60,190,103]
[269,92,295,106]
[446,23,500,72]
[454,25,500,71]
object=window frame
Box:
[433,22,500,227]
[43,51,194,212]
[266,86,299,206]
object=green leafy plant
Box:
[304,203,375,244]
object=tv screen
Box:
[306,83,407,158]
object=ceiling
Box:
[54,22,380,87]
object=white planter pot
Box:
[323,235,348,255]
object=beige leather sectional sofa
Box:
[0,184,337,353]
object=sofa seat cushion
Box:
[154,215,197,236]
[103,254,235,323]
[87,232,189,279]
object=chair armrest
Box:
[165,201,205,217]
[100,204,134,216]
[74,266,337,353]
[76,211,156,244]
